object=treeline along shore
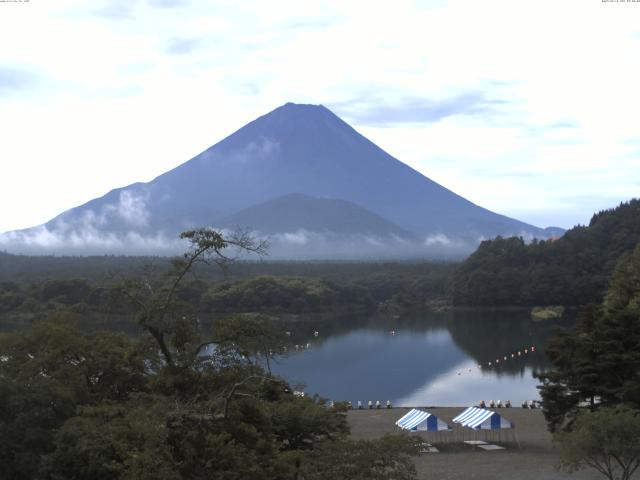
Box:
[2,199,640,329]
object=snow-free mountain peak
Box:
[1,102,562,258]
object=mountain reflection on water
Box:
[271,309,572,407]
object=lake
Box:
[270,309,572,407]
[0,306,571,408]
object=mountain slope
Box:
[2,102,560,257]
[218,193,413,237]
[144,102,544,236]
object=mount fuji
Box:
[1,103,562,259]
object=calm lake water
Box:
[1,307,572,408]
[270,309,572,407]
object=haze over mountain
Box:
[1,103,562,259]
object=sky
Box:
[1,0,639,234]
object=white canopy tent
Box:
[451,407,519,446]
[395,408,451,444]
[396,408,451,431]
[452,407,514,430]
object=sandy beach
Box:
[347,407,605,480]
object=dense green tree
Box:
[202,276,375,315]
[0,315,147,480]
[41,398,179,480]
[40,279,91,305]
[453,199,640,306]
[296,434,419,480]
[537,244,640,431]
[555,406,640,480]
[1,228,419,480]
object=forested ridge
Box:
[452,199,640,306]
[0,258,453,329]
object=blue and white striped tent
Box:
[452,407,514,430]
[395,409,451,431]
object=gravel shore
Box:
[347,407,605,480]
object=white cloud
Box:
[245,229,475,260]
[0,224,184,255]
[424,234,453,247]
[277,230,310,246]
[105,190,150,226]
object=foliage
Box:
[203,275,375,314]
[537,244,640,431]
[0,228,418,480]
[453,199,640,306]
[0,261,455,329]
[555,406,640,480]
[0,316,148,480]
[296,434,420,480]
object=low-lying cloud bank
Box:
[1,181,559,261]
[0,226,186,256]
[0,225,493,260]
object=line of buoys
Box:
[481,345,537,370]
[453,345,538,376]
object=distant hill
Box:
[452,199,640,306]
[1,102,561,258]
[219,193,413,237]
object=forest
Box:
[0,253,454,332]
[0,229,422,480]
[452,199,640,306]
[3,199,640,333]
